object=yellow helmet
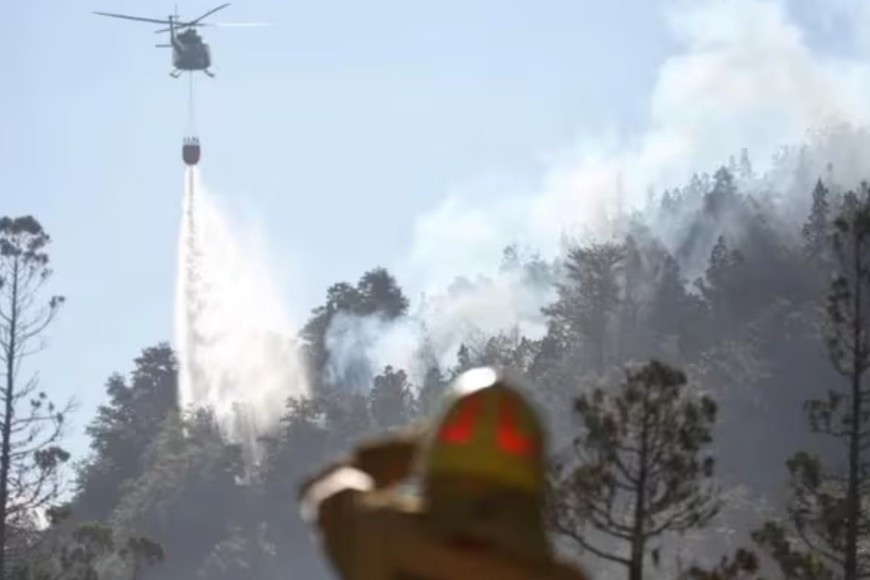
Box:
[417,367,551,562]
[420,366,547,497]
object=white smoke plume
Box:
[324,0,870,388]
[324,263,556,388]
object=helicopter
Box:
[93,3,247,78]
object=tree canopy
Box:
[16,139,870,579]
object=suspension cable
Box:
[188,72,197,135]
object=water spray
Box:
[174,159,308,483]
[171,66,308,480]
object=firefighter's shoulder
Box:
[354,498,594,580]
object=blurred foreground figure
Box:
[299,367,591,580]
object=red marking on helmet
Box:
[439,395,482,445]
[497,397,533,456]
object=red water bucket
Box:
[182,137,201,166]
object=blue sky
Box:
[0,0,856,462]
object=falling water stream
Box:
[174,167,308,472]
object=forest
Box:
[6,126,870,580]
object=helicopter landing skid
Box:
[169,69,214,78]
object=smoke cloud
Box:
[324,0,870,388]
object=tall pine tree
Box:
[802,179,831,262]
[754,186,870,580]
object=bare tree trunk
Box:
[0,258,19,580]
[629,395,650,580]
[844,233,862,580]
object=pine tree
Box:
[801,179,831,261]
[369,366,414,429]
[809,186,870,579]
[0,217,72,579]
[75,344,178,520]
[301,269,409,393]
[696,236,744,337]
[417,366,447,418]
[753,185,870,580]
[547,360,720,580]
[542,242,625,374]
[738,148,754,183]
[705,167,738,215]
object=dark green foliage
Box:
[75,345,179,520]
[17,521,163,580]
[121,536,164,580]
[55,523,116,580]
[695,235,745,338]
[257,395,336,580]
[547,360,720,580]
[646,254,706,359]
[681,548,761,580]
[355,268,410,318]
[322,390,374,451]
[802,179,831,262]
[751,521,835,580]
[705,167,739,216]
[301,268,409,392]
[751,186,870,580]
[369,366,414,429]
[543,242,625,374]
[109,410,249,579]
[417,366,448,418]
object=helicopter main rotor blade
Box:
[154,3,231,32]
[201,22,274,27]
[155,22,210,32]
[188,2,231,26]
[93,11,172,25]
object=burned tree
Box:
[547,360,720,580]
[0,217,72,578]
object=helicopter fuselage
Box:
[93,3,228,78]
[165,25,213,77]
[171,35,212,71]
